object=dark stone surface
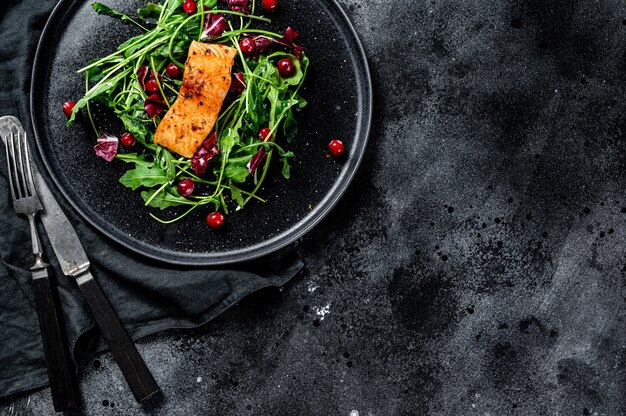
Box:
[2,0,626,414]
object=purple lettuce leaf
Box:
[220,0,251,14]
[191,133,219,175]
[203,132,220,159]
[94,132,119,162]
[137,65,162,91]
[247,147,267,175]
[292,45,304,61]
[230,72,246,94]
[252,36,273,54]
[247,127,273,174]
[283,26,299,43]
[251,27,305,61]
[191,156,207,175]
[144,94,166,118]
[137,65,149,91]
[201,13,228,40]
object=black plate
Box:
[31,0,371,266]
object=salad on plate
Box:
[64,0,343,228]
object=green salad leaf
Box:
[119,165,168,190]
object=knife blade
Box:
[32,168,161,403]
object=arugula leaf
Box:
[156,147,177,182]
[283,108,298,143]
[137,2,161,24]
[260,60,281,86]
[91,3,147,30]
[115,153,153,166]
[281,156,291,179]
[225,164,249,183]
[267,52,304,86]
[220,121,242,157]
[141,190,195,210]
[67,68,132,125]
[300,55,310,79]
[294,93,308,109]
[118,113,153,148]
[85,64,108,83]
[117,33,152,58]
[154,41,190,58]
[247,78,264,132]
[267,87,280,128]
[119,165,168,190]
[229,182,245,207]
[92,3,128,20]
[92,94,117,107]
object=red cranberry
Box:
[206,212,225,228]
[277,58,294,77]
[63,101,76,117]
[328,140,345,157]
[177,178,195,197]
[165,63,182,79]
[145,79,160,94]
[259,127,272,141]
[239,37,256,56]
[182,0,197,14]
[262,0,279,12]
[120,132,135,148]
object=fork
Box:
[0,116,80,411]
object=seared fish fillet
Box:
[154,41,236,158]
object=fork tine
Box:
[18,127,36,197]
[15,127,29,198]
[4,128,17,201]
[7,128,24,199]
[17,131,29,198]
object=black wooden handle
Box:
[76,272,160,402]
[31,268,81,411]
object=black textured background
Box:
[3,0,626,414]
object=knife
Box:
[0,116,80,411]
[32,169,161,403]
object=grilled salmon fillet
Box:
[154,41,236,158]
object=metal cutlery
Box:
[2,116,160,404]
[32,164,161,402]
[21,123,160,402]
[0,116,80,411]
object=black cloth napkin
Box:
[0,1,303,398]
